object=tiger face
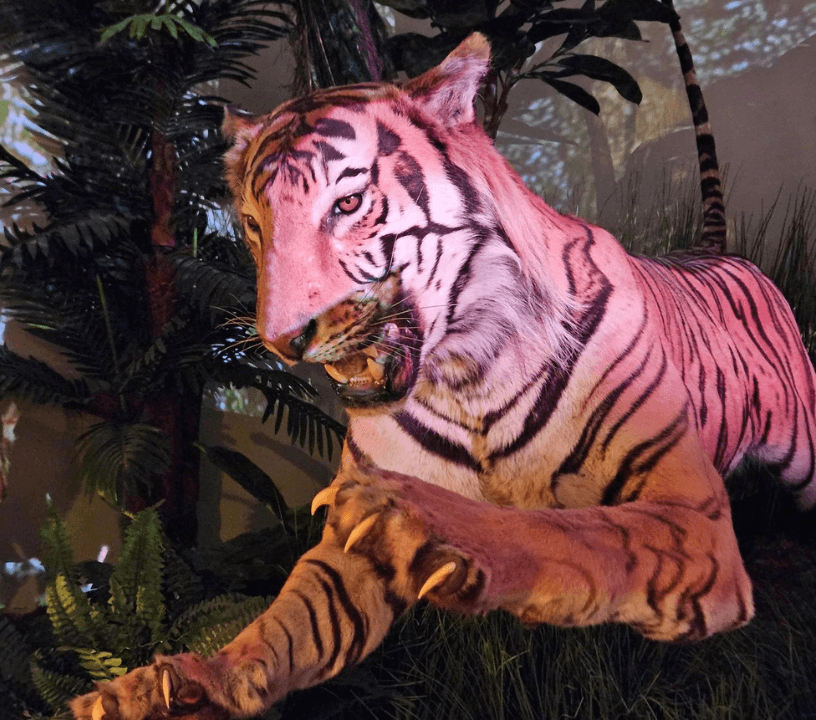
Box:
[223,36,565,410]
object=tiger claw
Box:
[161,669,172,710]
[311,485,339,515]
[343,513,379,553]
[91,696,105,720]
[418,560,458,599]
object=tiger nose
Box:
[267,319,317,362]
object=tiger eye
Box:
[243,215,261,234]
[334,193,362,215]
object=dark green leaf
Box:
[598,0,677,24]
[197,444,289,524]
[539,75,601,114]
[558,54,642,103]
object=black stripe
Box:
[271,616,295,677]
[492,229,612,460]
[336,166,367,182]
[555,349,650,477]
[377,121,400,155]
[394,410,480,470]
[292,589,324,661]
[601,407,688,505]
[314,140,345,162]
[602,349,667,454]
[302,559,369,668]
[312,117,356,140]
[394,151,429,216]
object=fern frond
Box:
[119,313,212,396]
[30,659,89,714]
[162,547,205,622]
[171,594,271,657]
[40,498,75,581]
[205,359,345,459]
[108,508,166,645]
[0,617,34,689]
[73,648,128,682]
[44,574,96,648]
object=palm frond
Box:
[0,345,91,405]
[170,251,255,315]
[76,421,171,502]
[267,392,345,461]
[0,211,132,270]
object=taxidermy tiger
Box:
[71,31,816,720]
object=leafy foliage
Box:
[76,422,172,503]
[2,498,320,717]
[0,0,341,526]
[294,0,674,136]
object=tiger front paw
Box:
[69,654,228,720]
[312,467,493,614]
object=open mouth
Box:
[322,313,421,408]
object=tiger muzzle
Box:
[266,319,318,363]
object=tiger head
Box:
[223,34,574,409]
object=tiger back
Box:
[70,32,816,720]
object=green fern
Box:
[29,660,89,713]
[74,648,128,682]
[40,498,76,582]
[0,617,33,689]
[45,575,99,648]
[171,594,272,657]
[161,547,205,621]
[108,508,166,645]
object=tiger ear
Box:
[222,107,264,194]
[222,106,264,149]
[404,33,490,128]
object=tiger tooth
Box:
[344,513,379,553]
[324,363,349,384]
[311,485,339,515]
[367,357,385,381]
[162,669,172,709]
[91,697,106,720]
[417,560,458,600]
[363,345,380,358]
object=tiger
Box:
[70,29,816,720]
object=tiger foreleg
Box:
[69,540,405,720]
[323,466,754,642]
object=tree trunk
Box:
[141,128,200,546]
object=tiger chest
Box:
[343,409,601,510]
